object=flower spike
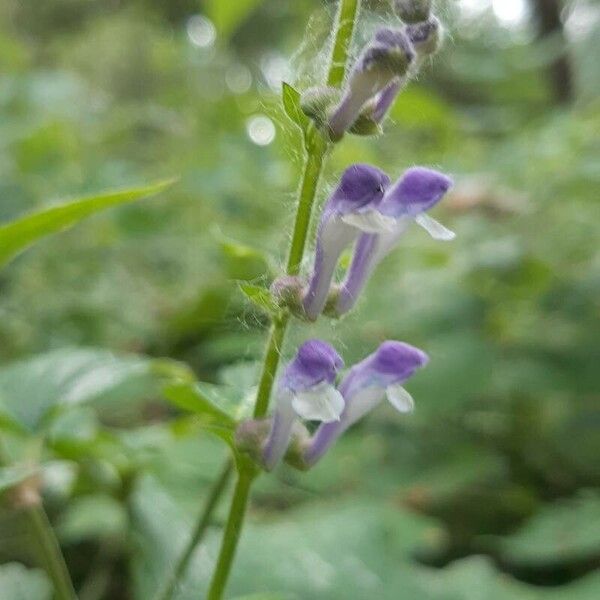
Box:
[328,28,415,141]
[335,167,454,315]
[262,340,344,470]
[304,341,428,467]
[302,164,390,320]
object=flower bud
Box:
[270,275,305,317]
[235,419,272,464]
[328,28,415,141]
[300,86,340,129]
[394,0,432,23]
[406,16,442,58]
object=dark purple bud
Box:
[328,28,415,141]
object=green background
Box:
[0,0,598,598]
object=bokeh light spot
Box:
[187,15,216,48]
[246,115,276,146]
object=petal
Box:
[386,384,415,413]
[291,382,345,423]
[415,213,456,241]
[303,215,359,320]
[341,210,397,234]
[262,390,297,470]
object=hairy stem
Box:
[0,438,77,600]
[153,462,233,600]
[205,1,362,599]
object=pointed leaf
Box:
[0,179,176,269]
[282,82,310,133]
[163,382,236,429]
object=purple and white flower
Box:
[303,164,391,320]
[335,166,455,315]
[262,339,344,470]
[328,28,415,140]
[303,341,428,467]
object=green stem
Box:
[153,462,233,600]
[253,316,289,419]
[328,0,360,87]
[24,505,78,600]
[206,468,254,600]
[205,2,362,599]
[0,437,77,600]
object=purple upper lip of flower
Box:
[340,340,429,395]
[282,339,344,392]
[368,340,429,383]
[377,166,453,217]
[329,164,391,214]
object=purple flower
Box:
[304,341,428,467]
[336,167,455,315]
[262,339,344,470]
[328,28,415,140]
[370,79,405,124]
[303,164,391,320]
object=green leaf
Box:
[206,0,264,38]
[0,179,175,269]
[56,494,128,543]
[496,492,600,566]
[0,563,52,600]
[163,382,235,428]
[239,283,280,316]
[218,236,271,281]
[282,82,310,133]
[0,348,193,433]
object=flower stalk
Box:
[205,1,362,598]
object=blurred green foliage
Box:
[0,0,599,598]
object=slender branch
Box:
[204,2,362,599]
[24,504,78,600]
[153,462,233,600]
[205,468,254,600]
[1,437,77,600]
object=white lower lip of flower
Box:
[341,210,398,233]
[415,213,456,240]
[291,382,345,422]
[386,384,415,413]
